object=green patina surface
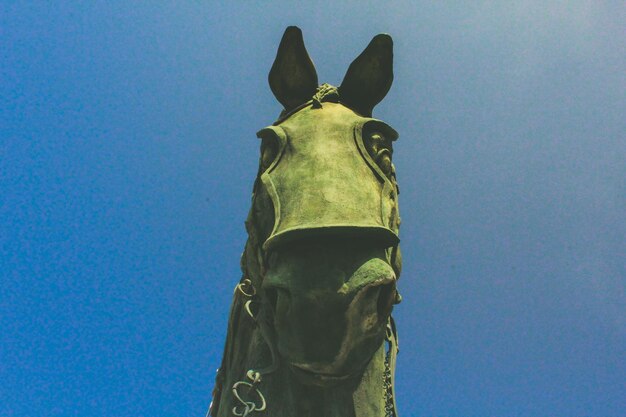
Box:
[259,103,399,250]
[210,26,403,417]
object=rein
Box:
[229,278,279,417]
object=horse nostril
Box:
[376,282,395,319]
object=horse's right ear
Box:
[269,26,319,112]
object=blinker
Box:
[256,103,400,251]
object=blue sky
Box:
[1,2,624,416]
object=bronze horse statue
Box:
[210,26,403,417]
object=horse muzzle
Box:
[262,238,397,386]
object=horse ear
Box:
[269,26,319,112]
[339,34,393,117]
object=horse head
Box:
[211,26,402,417]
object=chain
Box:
[232,371,266,416]
[383,318,398,417]
[231,279,275,416]
[383,348,395,417]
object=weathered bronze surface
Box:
[210,26,402,417]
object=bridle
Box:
[210,26,402,417]
[209,94,402,414]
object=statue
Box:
[209,26,403,417]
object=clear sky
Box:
[1,2,624,416]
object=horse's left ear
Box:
[339,34,393,117]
